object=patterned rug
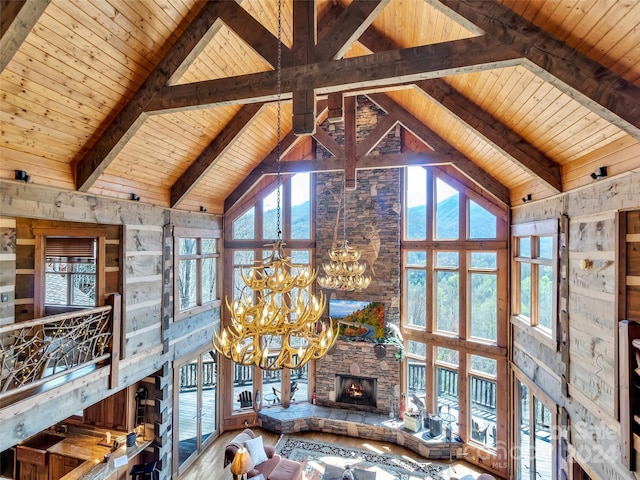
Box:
[275,436,447,480]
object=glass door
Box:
[516,380,554,480]
[175,350,218,475]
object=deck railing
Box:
[407,364,497,413]
[0,294,120,397]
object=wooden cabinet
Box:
[17,461,47,480]
[49,454,82,480]
[620,320,640,470]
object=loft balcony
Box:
[0,294,120,407]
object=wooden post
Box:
[108,293,122,390]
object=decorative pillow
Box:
[244,435,268,466]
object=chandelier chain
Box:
[276,0,282,240]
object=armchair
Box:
[224,429,302,480]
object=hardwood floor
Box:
[178,427,487,480]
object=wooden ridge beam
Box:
[368,93,510,205]
[416,79,562,193]
[170,103,266,207]
[315,0,390,62]
[217,0,292,69]
[75,1,228,192]
[429,0,640,140]
[147,36,522,112]
[1,0,50,72]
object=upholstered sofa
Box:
[224,429,302,480]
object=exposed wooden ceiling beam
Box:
[0,0,50,72]
[415,79,562,193]
[367,93,510,205]
[75,1,228,192]
[356,108,398,157]
[353,8,563,194]
[223,130,304,214]
[254,150,468,174]
[170,103,266,207]
[147,36,522,112]
[315,0,390,62]
[344,96,357,189]
[224,103,330,212]
[217,0,292,69]
[429,0,640,141]
[313,125,345,159]
[292,0,317,135]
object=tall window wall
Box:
[402,166,508,462]
[224,173,314,414]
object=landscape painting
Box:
[329,300,385,339]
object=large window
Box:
[401,166,507,459]
[175,232,219,318]
[512,220,558,341]
[225,173,314,410]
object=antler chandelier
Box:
[213,241,337,370]
[318,175,371,291]
[213,0,337,370]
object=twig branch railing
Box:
[0,298,118,397]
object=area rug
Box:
[275,436,447,480]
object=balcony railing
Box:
[407,364,497,414]
[0,294,120,398]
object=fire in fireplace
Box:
[335,374,377,407]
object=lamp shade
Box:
[230,447,254,476]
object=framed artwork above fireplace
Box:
[329,299,385,339]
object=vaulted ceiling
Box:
[1,0,639,214]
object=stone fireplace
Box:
[315,341,401,414]
[335,374,377,407]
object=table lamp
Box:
[230,447,254,480]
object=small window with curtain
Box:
[45,237,97,308]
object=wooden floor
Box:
[178,427,487,480]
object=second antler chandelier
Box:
[318,174,371,291]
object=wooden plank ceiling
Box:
[1,0,639,214]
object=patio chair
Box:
[238,390,252,408]
[472,419,489,443]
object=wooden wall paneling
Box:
[123,225,163,357]
[0,217,16,325]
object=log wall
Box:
[512,170,640,480]
[0,179,221,474]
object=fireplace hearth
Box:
[335,374,377,407]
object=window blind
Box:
[46,237,95,260]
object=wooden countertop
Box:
[57,438,152,480]
[47,433,113,461]
[19,430,153,480]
